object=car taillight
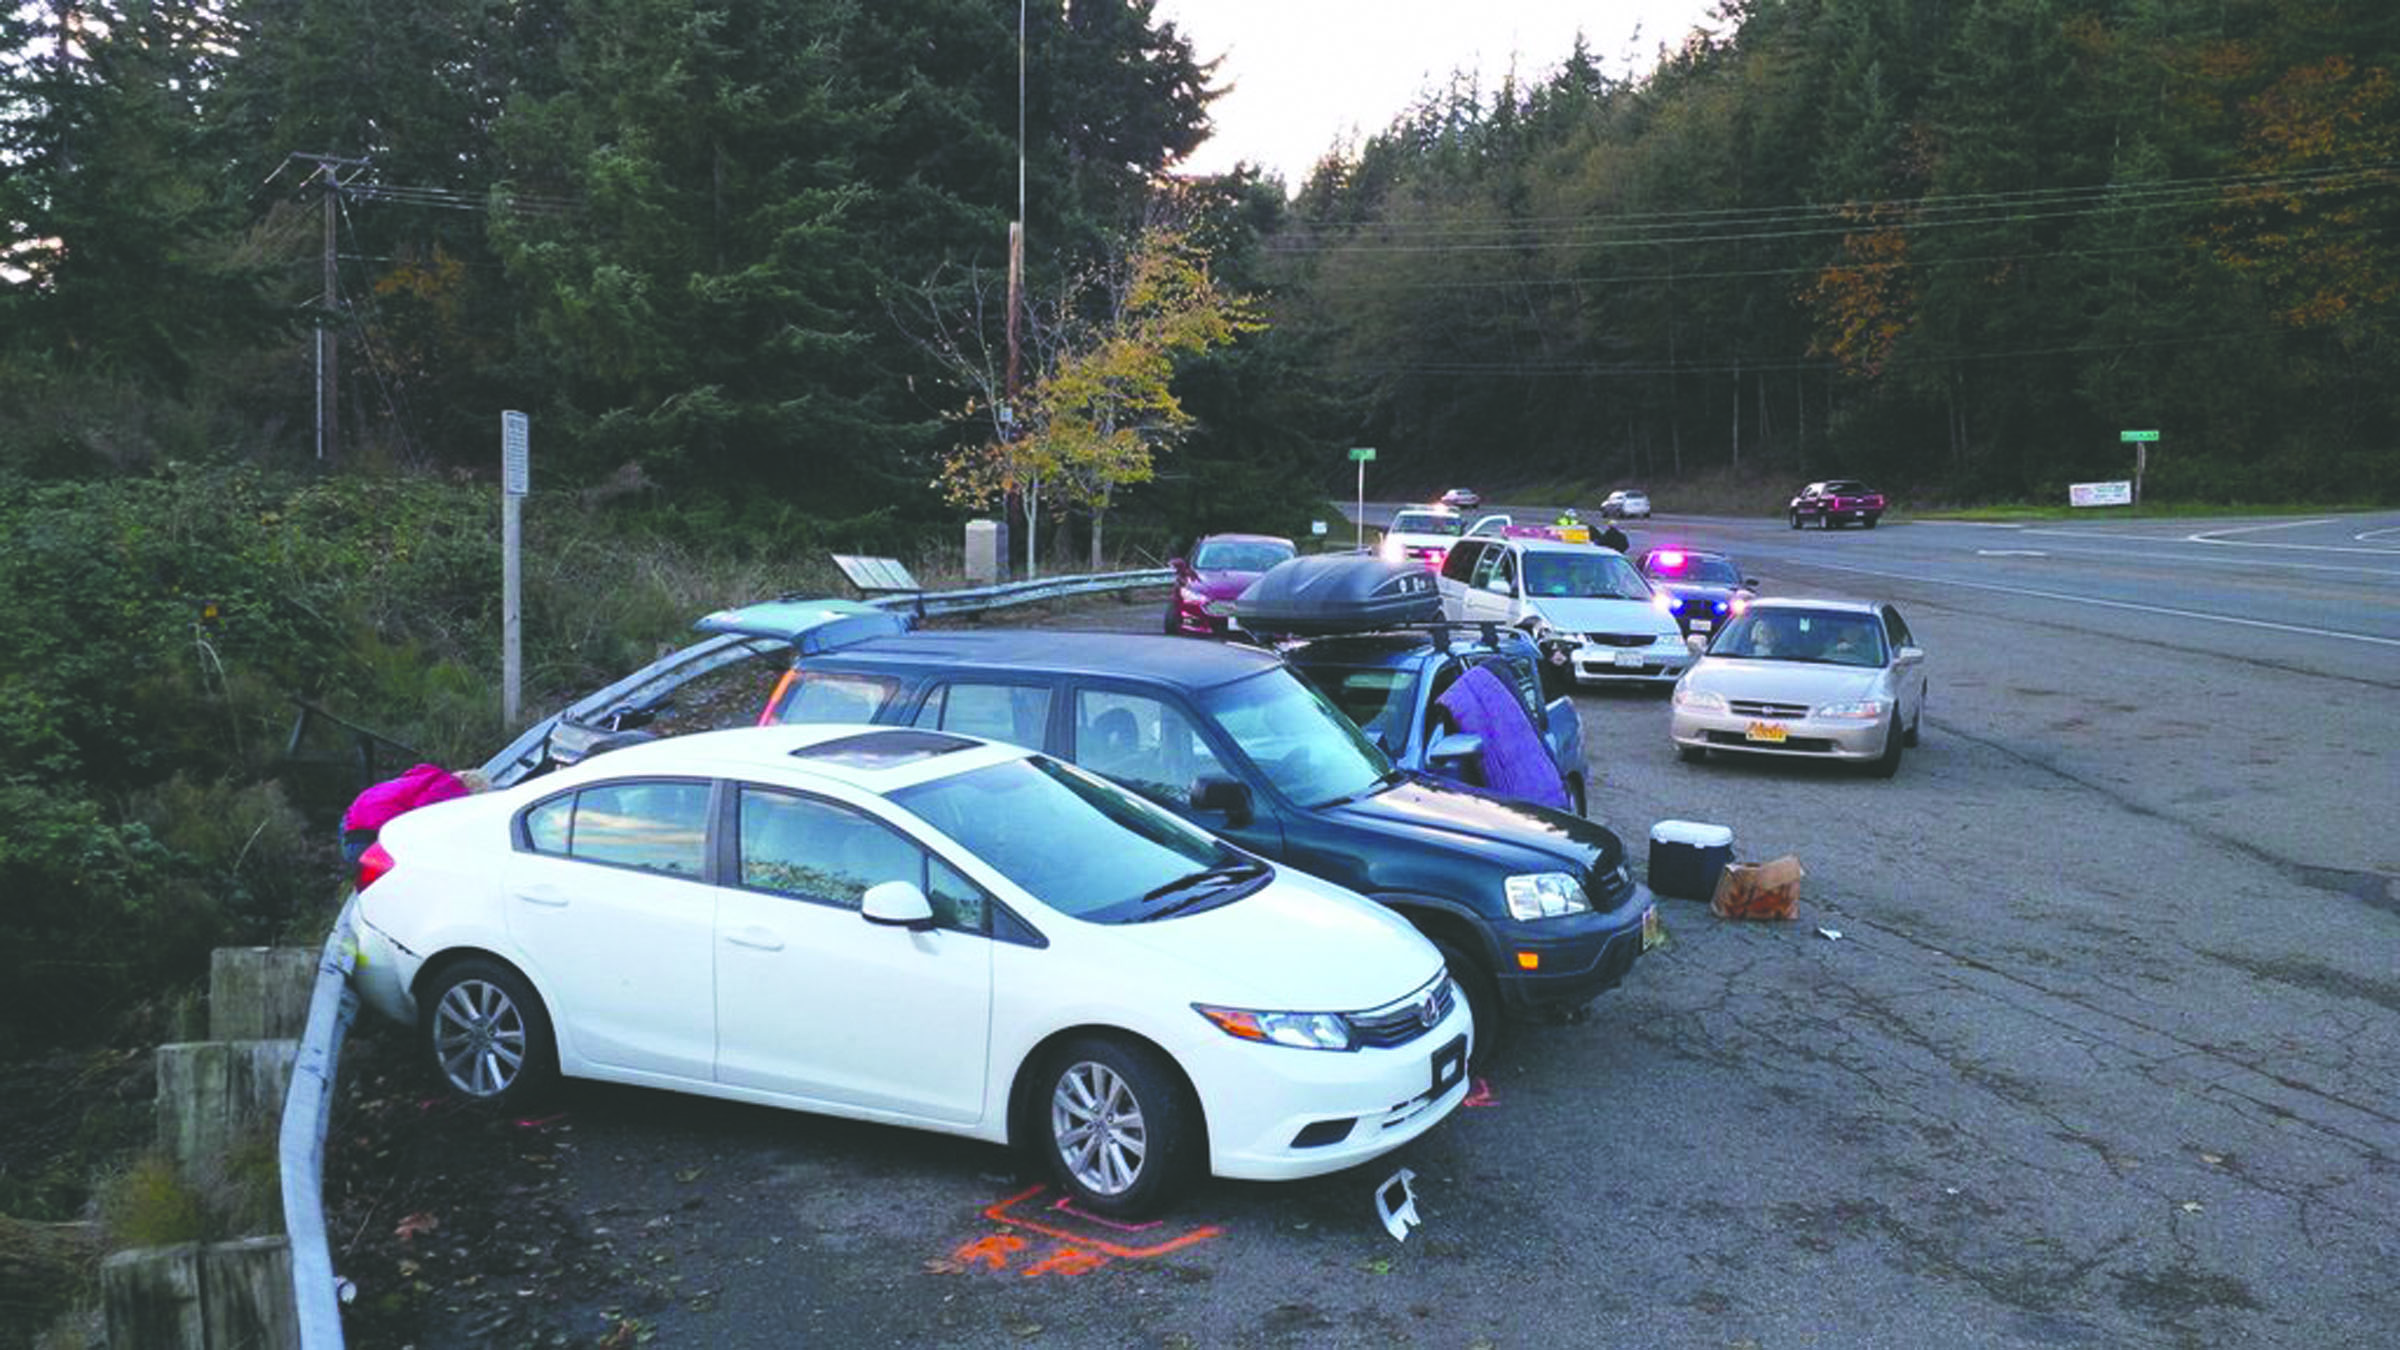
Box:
[355,841,396,893]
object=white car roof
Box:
[533,723,1030,795]
[1747,596,1881,616]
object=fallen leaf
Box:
[2180,1202,2203,1213]
[394,1212,439,1244]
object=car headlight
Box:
[1652,593,1675,615]
[1675,687,1727,712]
[1379,537,1402,563]
[1194,1004,1354,1051]
[1816,698,1888,720]
[1505,871,1590,921]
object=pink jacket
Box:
[342,763,469,835]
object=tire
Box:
[1789,511,1803,530]
[1432,937,1503,1070]
[1676,742,1707,763]
[1566,774,1587,817]
[1869,714,1904,778]
[1039,1036,1200,1220]
[1862,515,1879,529]
[422,956,556,1110]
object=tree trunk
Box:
[1089,504,1106,572]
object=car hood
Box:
[1526,595,1680,639]
[1333,774,1615,875]
[1100,870,1445,1009]
[1189,569,1269,601]
[1686,657,1885,703]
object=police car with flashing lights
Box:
[1635,547,1758,638]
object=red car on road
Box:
[1166,533,1297,637]
[1789,480,1887,529]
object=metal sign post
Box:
[2120,429,2157,506]
[1349,447,1376,549]
[502,412,530,725]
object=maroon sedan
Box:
[1166,533,1298,637]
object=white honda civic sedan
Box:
[347,724,1472,1217]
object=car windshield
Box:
[891,756,1263,923]
[1197,668,1394,807]
[1191,538,1295,573]
[1389,511,1462,536]
[1712,610,1886,667]
[1522,550,1651,601]
[1286,661,1424,760]
[1650,554,1740,585]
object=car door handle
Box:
[724,926,785,952]
[513,887,570,909]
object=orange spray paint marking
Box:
[1047,1195,1163,1232]
[952,1233,1027,1270]
[983,1185,1224,1260]
[1022,1245,1110,1279]
[1463,1077,1499,1108]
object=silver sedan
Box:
[1668,598,1928,777]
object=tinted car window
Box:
[1198,669,1390,807]
[1298,665,1422,758]
[1389,510,1463,536]
[525,780,712,878]
[781,670,899,724]
[1074,691,1224,807]
[1441,539,1488,582]
[1524,550,1649,600]
[1192,538,1295,572]
[892,757,1244,923]
[913,681,1051,748]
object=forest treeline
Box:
[1,0,2396,1051]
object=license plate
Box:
[1430,1034,1468,1095]
[1224,615,1242,631]
[1690,619,1712,632]
[1640,904,1662,951]
[1613,649,1644,668]
[1745,721,1788,744]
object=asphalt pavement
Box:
[390,509,2400,1348]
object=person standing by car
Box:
[1594,517,1629,552]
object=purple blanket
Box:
[1434,665,1570,810]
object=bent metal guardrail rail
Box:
[280,566,1171,1347]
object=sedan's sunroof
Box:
[791,728,979,769]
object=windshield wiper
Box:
[1139,860,1269,916]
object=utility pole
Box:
[276,154,368,461]
[1009,0,1031,577]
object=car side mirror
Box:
[1483,576,1512,596]
[1895,645,1925,663]
[1426,731,1484,776]
[1743,577,1760,589]
[1169,556,1190,575]
[861,880,937,932]
[1686,634,1707,654]
[1191,774,1253,828]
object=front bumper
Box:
[1491,880,1657,1016]
[1671,706,1892,762]
[1567,640,1691,686]
[1193,997,1475,1182]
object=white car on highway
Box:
[1434,536,1692,689]
[347,723,1473,1218]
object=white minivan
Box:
[1435,536,1692,690]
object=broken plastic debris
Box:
[1375,1168,1421,1242]
[1817,927,1843,940]
[334,1277,356,1306]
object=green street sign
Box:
[1348,446,1377,462]
[2120,429,2159,442]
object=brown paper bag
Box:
[1710,855,1805,921]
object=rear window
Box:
[772,670,899,725]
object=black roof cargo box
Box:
[1235,553,1441,636]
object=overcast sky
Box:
[1153,1,1728,184]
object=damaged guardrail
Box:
[282,566,1169,1346]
